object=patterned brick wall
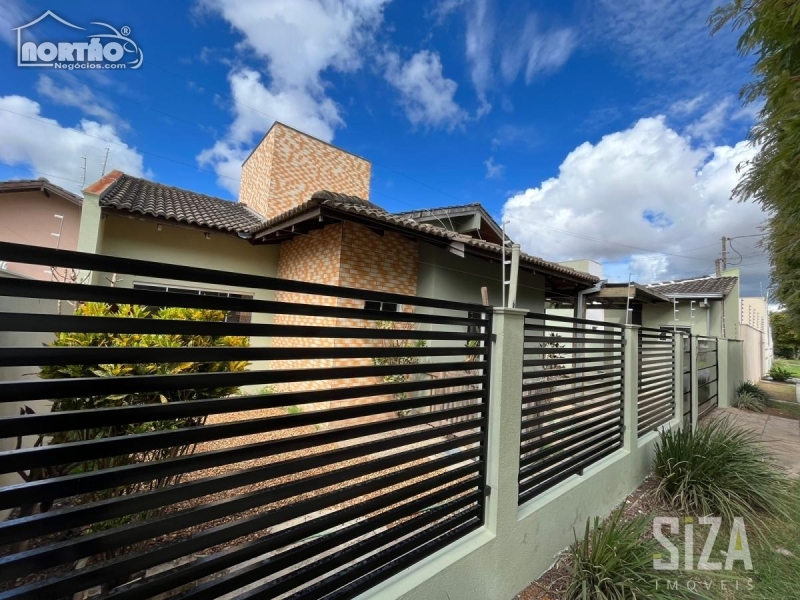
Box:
[239,123,371,220]
[273,221,419,419]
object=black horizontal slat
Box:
[638,408,674,434]
[638,362,673,374]
[519,428,621,482]
[519,421,620,472]
[521,395,621,430]
[523,371,618,392]
[520,411,620,456]
[0,241,486,313]
[524,312,624,329]
[0,423,483,545]
[639,374,675,391]
[165,490,480,600]
[638,389,674,409]
[638,397,674,419]
[524,335,622,344]
[521,387,622,417]
[0,448,481,589]
[522,362,622,379]
[287,516,480,600]
[638,402,674,426]
[519,437,621,490]
[0,344,487,367]
[0,312,483,342]
[639,352,674,361]
[0,358,485,404]
[522,346,621,355]
[523,354,622,368]
[0,374,484,439]
[520,404,621,442]
[519,443,621,505]
[522,324,623,337]
[0,406,483,511]
[0,278,485,328]
[0,394,485,476]
[239,505,478,600]
[521,380,621,404]
[638,384,674,402]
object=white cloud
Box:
[464,0,494,114]
[0,95,145,193]
[685,98,732,143]
[384,50,466,130]
[197,0,388,193]
[500,16,576,84]
[483,156,504,179]
[502,117,769,294]
[0,0,29,47]
[35,75,121,126]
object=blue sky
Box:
[0,0,771,295]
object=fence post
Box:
[691,335,699,429]
[674,334,684,426]
[623,325,639,449]
[717,339,731,408]
[486,307,527,535]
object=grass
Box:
[733,479,800,599]
[773,359,800,378]
[652,419,790,527]
[763,399,800,421]
[285,405,303,415]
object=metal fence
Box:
[697,336,719,418]
[637,328,676,436]
[518,313,624,505]
[682,333,692,427]
[0,242,491,600]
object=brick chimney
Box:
[239,122,371,220]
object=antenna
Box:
[100,147,110,177]
[80,156,87,188]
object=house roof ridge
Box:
[0,177,83,206]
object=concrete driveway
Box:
[714,407,800,478]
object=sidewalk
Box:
[714,407,800,477]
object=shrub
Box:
[19,302,249,548]
[735,381,769,402]
[371,320,426,417]
[653,419,789,526]
[566,510,702,600]
[734,391,766,412]
[769,364,793,382]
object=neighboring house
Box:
[0,178,82,280]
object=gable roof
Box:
[250,190,599,284]
[646,276,738,298]
[96,172,264,234]
[393,202,505,245]
[0,178,83,206]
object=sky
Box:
[0,0,771,297]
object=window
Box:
[133,283,253,323]
[363,301,400,313]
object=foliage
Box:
[22,302,249,548]
[771,312,800,359]
[735,380,770,401]
[769,364,793,382]
[709,3,800,327]
[565,511,704,600]
[734,390,766,412]
[371,320,426,416]
[653,419,790,527]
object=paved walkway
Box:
[714,407,800,477]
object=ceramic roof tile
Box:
[646,276,738,297]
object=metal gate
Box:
[682,333,692,427]
[697,336,719,418]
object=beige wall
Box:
[741,324,764,382]
[239,123,372,221]
[0,191,81,280]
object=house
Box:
[28,122,594,405]
[0,178,82,280]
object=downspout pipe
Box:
[575,279,607,320]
